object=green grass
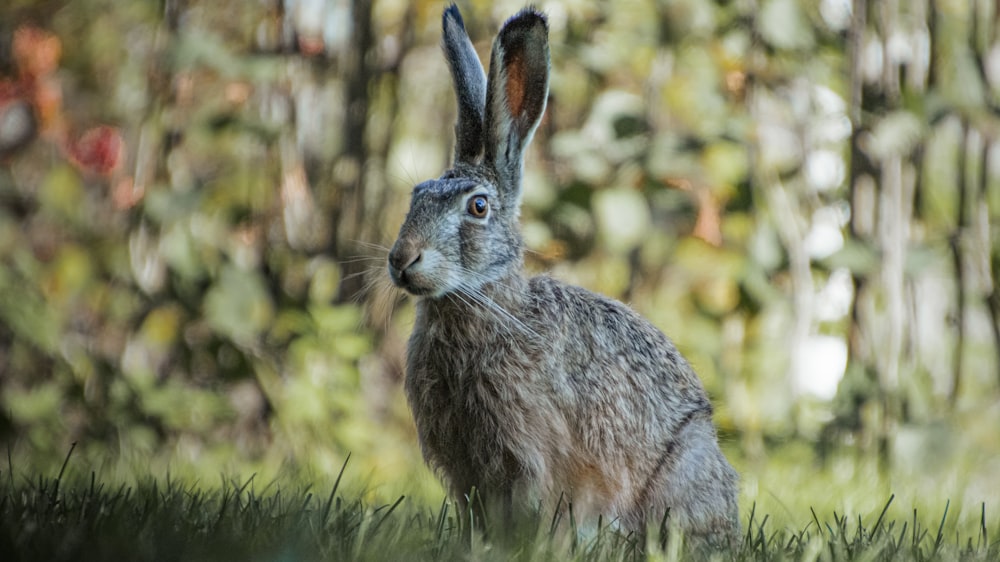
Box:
[2,450,998,561]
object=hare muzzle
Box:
[387,239,423,291]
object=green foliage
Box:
[0,0,998,536]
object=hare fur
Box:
[387,4,739,542]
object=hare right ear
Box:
[443,4,487,165]
[483,8,549,205]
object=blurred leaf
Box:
[43,243,94,304]
[701,140,747,197]
[144,189,203,225]
[905,244,947,276]
[39,165,84,220]
[160,222,207,280]
[172,31,283,81]
[143,382,233,432]
[308,258,341,304]
[694,276,740,316]
[204,265,275,344]
[140,305,183,348]
[673,237,745,280]
[823,239,880,276]
[661,47,728,137]
[647,132,701,181]
[272,308,313,342]
[748,222,784,272]
[4,384,61,425]
[593,187,650,254]
[571,253,632,298]
[0,267,61,353]
[759,0,814,50]
[865,111,923,161]
[741,261,785,306]
[329,333,370,361]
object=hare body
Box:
[406,272,739,537]
[389,5,739,542]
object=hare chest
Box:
[404,328,563,492]
[404,319,636,518]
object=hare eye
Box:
[467,195,489,218]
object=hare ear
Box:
[443,4,487,165]
[484,8,549,201]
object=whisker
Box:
[366,276,404,332]
[342,270,373,283]
[347,239,393,253]
[447,288,480,315]
[445,286,514,337]
[465,286,540,340]
[385,162,419,189]
[454,289,520,339]
[358,265,396,294]
[339,256,388,265]
[340,263,388,286]
[441,267,541,340]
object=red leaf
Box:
[69,125,124,176]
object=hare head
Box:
[387,5,548,298]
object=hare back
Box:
[404,274,736,527]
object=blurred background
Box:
[1,0,998,531]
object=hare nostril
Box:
[405,252,422,270]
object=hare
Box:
[387,4,739,544]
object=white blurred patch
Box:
[815,268,854,322]
[804,205,846,259]
[813,84,846,115]
[863,35,883,84]
[324,0,352,54]
[793,335,848,400]
[805,149,846,192]
[819,0,851,31]
[809,86,851,145]
[886,31,915,65]
[593,187,650,254]
[987,44,1000,91]
[757,122,802,172]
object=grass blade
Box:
[871,494,894,537]
[933,500,950,553]
[322,454,351,525]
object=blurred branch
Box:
[846,0,872,375]
[332,0,374,303]
[969,0,1000,384]
[948,120,969,407]
[979,136,1000,383]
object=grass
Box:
[2,448,998,561]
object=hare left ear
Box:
[483,8,549,200]
[443,4,487,166]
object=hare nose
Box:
[388,243,423,282]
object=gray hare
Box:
[387,4,739,543]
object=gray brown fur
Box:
[387,4,739,543]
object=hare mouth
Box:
[388,269,447,298]
[395,280,438,297]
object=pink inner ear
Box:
[505,51,526,120]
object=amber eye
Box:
[467,194,489,218]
